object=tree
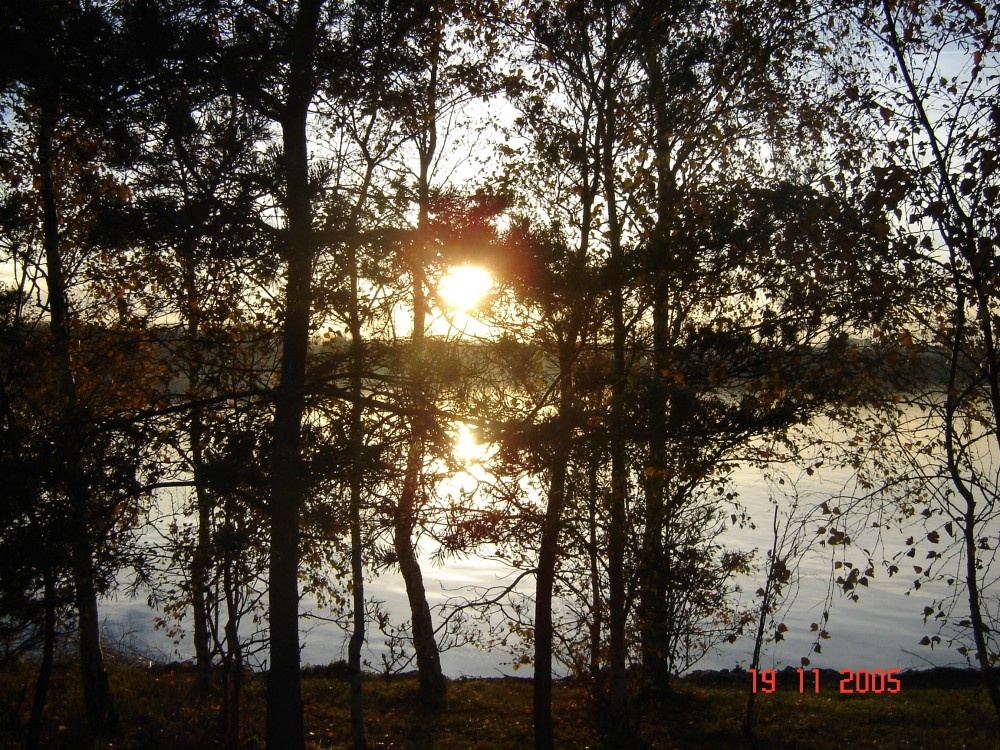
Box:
[503,2,900,746]
[0,0,158,734]
[193,3,435,744]
[500,7,606,741]
[834,0,1000,721]
[0,287,73,750]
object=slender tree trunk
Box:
[640,37,674,702]
[394,243,446,710]
[182,256,214,691]
[743,508,781,738]
[393,306,447,709]
[26,566,56,750]
[879,4,1000,721]
[190,401,215,691]
[601,11,630,738]
[223,547,243,750]
[587,453,602,685]
[394,439,446,706]
[37,98,117,737]
[533,360,571,750]
[192,454,214,690]
[70,516,117,734]
[265,3,323,747]
[348,246,369,749]
[533,94,595,746]
[964,500,1000,720]
[945,417,1000,721]
[641,292,670,700]
[393,47,446,706]
[943,298,1000,721]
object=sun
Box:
[454,424,488,464]
[438,265,492,312]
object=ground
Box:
[0,660,996,748]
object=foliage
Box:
[2,0,998,746]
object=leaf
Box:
[926,530,940,544]
[923,201,948,220]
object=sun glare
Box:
[446,424,495,498]
[439,265,492,312]
[454,424,488,464]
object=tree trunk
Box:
[640,295,671,701]
[26,566,56,750]
[265,3,323,747]
[601,9,630,738]
[533,340,578,750]
[392,294,447,707]
[879,3,1000,723]
[190,405,215,691]
[37,98,118,738]
[393,522,446,707]
[532,89,595,745]
[640,36,675,702]
[533,413,569,750]
[70,519,118,735]
[348,245,369,749]
[182,255,214,691]
[587,453,602,685]
[964,504,1000,720]
[943,303,1000,721]
[392,52,446,706]
[223,550,243,750]
[743,508,781,738]
[394,446,447,706]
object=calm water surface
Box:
[102,453,990,677]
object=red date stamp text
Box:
[749,668,901,694]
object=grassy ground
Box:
[0,660,996,748]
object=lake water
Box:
[101,439,992,678]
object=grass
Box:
[0,660,996,748]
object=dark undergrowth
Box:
[0,659,996,748]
